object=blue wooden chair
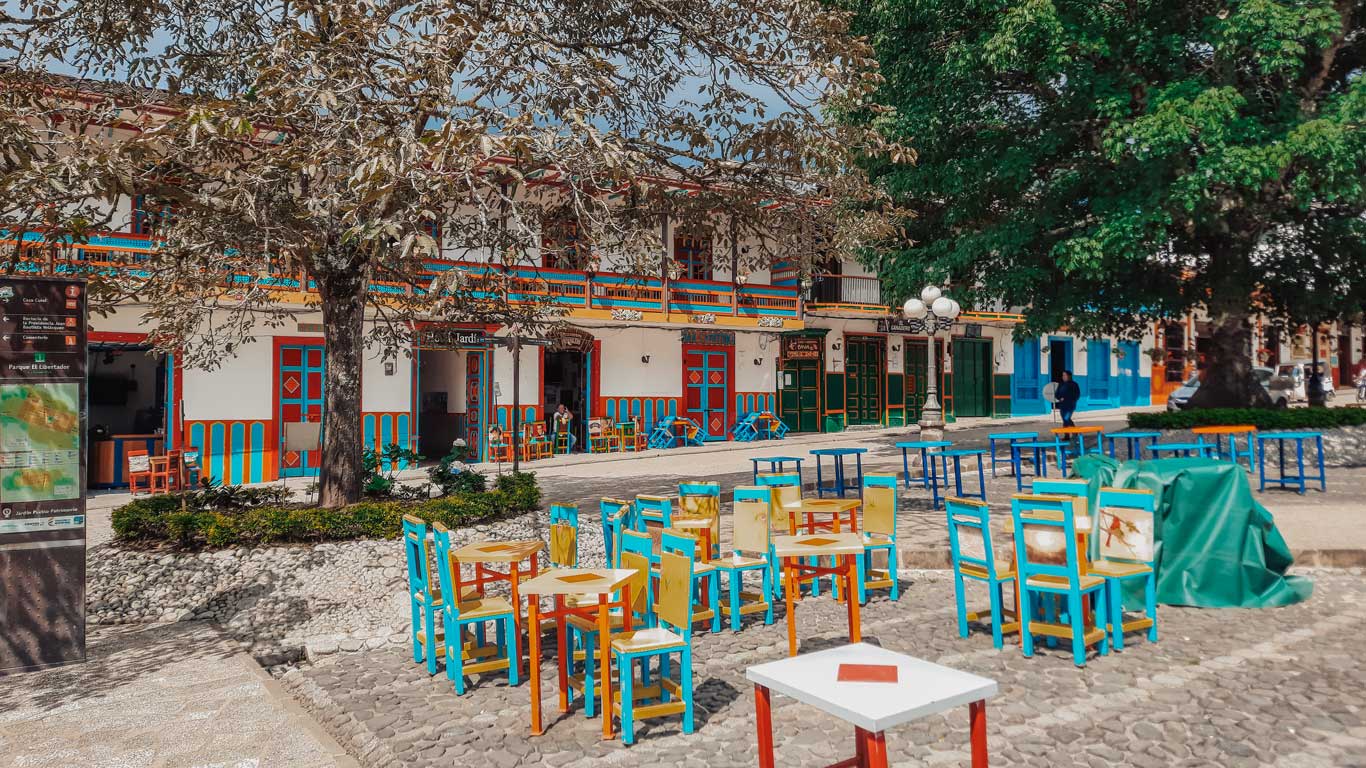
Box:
[1091,488,1158,650]
[945,498,1018,649]
[677,481,722,560]
[600,498,632,567]
[549,503,579,568]
[611,549,697,744]
[633,494,673,531]
[567,549,654,717]
[857,472,900,603]
[1031,478,1089,499]
[1011,494,1110,666]
[431,522,519,693]
[660,530,721,633]
[402,515,445,674]
[713,486,775,631]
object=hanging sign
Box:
[417,326,488,350]
[0,276,88,673]
[548,327,595,354]
[782,337,822,361]
[877,317,918,334]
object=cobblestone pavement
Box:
[279,568,1366,768]
[0,622,355,768]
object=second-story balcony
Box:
[806,273,886,314]
[2,231,804,330]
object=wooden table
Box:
[1192,424,1257,468]
[747,642,998,768]
[895,440,952,489]
[1051,425,1104,457]
[810,447,868,498]
[749,455,804,484]
[986,432,1037,477]
[1147,441,1215,459]
[773,533,864,656]
[520,568,637,739]
[794,498,862,535]
[450,539,545,667]
[1104,431,1162,460]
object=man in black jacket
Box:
[1056,370,1081,427]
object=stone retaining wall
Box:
[1148,425,1366,468]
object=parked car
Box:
[1275,362,1336,402]
[1166,367,1292,411]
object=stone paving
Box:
[0,622,355,768]
[279,567,1366,768]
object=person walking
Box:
[1056,370,1081,427]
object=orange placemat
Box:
[557,573,601,584]
[837,664,899,684]
[798,537,838,547]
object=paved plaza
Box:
[280,568,1366,768]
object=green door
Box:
[904,339,945,422]
[951,338,993,418]
[845,338,884,425]
[778,359,820,433]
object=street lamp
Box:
[902,285,961,431]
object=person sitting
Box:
[1056,370,1081,427]
[553,403,577,452]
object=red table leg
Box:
[755,684,776,768]
[528,597,542,735]
[854,726,869,767]
[970,699,988,767]
[863,729,888,768]
[784,558,798,656]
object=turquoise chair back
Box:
[1095,487,1157,566]
[550,503,579,528]
[402,515,433,597]
[862,472,899,540]
[430,523,462,620]
[755,471,800,488]
[732,485,772,505]
[1032,478,1089,498]
[600,498,631,567]
[660,530,698,562]
[549,503,579,567]
[620,528,658,567]
[945,497,1003,577]
[634,494,673,529]
[1010,494,1087,584]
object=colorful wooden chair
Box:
[677,481,721,560]
[620,528,660,587]
[488,427,514,463]
[1031,478,1089,499]
[858,472,900,603]
[549,503,579,568]
[610,549,697,744]
[633,494,673,531]
[713,486,775,631]
[1011,494,1110,666]
[402,515,445,674]
[755,471,803,595]
[945,497,1018,649]
[600,498,632,567]
[126,449,153,495]
[431,523,520,693]
[566,549,654,717]
[660,531,721,633]
[1091,487,1158,650]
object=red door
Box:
[684,346,733,441]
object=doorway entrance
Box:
[951,338,992,418]
[543,348,589,449]
[88,342,169,488]
[1339,333,1353,389]
[277,343,325,477]
[845,336,884,426]
[1048,338,1072,383]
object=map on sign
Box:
[0,383,81,503]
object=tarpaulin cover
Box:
[1071,455,1313,609]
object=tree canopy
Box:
[842,0,1366,405]
[3,0,892,503]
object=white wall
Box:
[596,326,683,397]
[735,333,778,392]
[183,336,275,420]
[490,337,540,406]
[419,349,466,413]
[987,328,1013,375]
[887,335,904,374]
[361,339,412,412]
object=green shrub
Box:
[1129,407,1366,431]
[110,472,542,549]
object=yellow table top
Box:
[451,539,545,563]
[796,499,863,514]
[1191,424,1257,434]
[1051,425,1104,435]
[773,533,865,558]
[519,568,637,596]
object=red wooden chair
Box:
[127,449,153,495]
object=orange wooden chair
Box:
[126,449,153,495]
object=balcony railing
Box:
[2,232,801,321]
[808,273,884,311]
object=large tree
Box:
[842,0,1366,406]
[3,0,889,505]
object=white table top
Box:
[772,533,865,557]
[745,643,998,733]
[518,568,637,596]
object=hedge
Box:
[112,471,542,549]
[1129,407,1366,431]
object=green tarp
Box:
[1071,455,1313,609]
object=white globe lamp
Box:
[920,285,942,304]
[932,296,954,317]
[947,299,962,319]
[902,298,927,319]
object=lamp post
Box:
[902,285,961,432]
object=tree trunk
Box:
[1185,309,1269,408]
[316,267,367,508]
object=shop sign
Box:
[964,324,983,339]
[549,327,595,354]
[876,317,918,334]
[783,336,822,360]
[418,326,487,349]
[0,276,88,673]
[681,329,735,346]
[757,317,784,328]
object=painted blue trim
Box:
[250,422,266,482]
[230,422,246,484]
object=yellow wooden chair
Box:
[858,472,900,603]
[677,481,721,560]
[566,550,654,717]
[610,550,696,744]
[712,486,774,631]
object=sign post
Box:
[0,276,88,674]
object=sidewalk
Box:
[0,622,355,768]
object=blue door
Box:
[278,344,325,477]
[1087,340,1111,406]
[684,347,732,440]
[1013,338,1046,415]
[1117,341,1141,405]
